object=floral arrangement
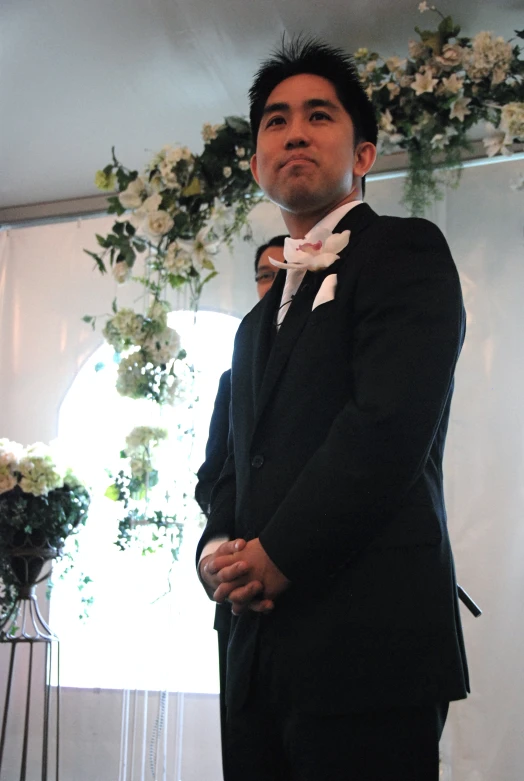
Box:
[96,300,187,405]
[104,426,183,559]
[84,119,264,561]
[85,117,263,404]
[355,4,524,214]
[0,439,90,626]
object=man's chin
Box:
[275,189,330,215]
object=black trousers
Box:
[225,639,449,781]
[217,627,230,780]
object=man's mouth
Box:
[280,156,316,169]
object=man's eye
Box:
[311,111,331,121]
[266,116,285,128]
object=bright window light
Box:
[50,310,240,692]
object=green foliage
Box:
[356,6,524,215]
[0,483,90,625]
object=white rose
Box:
[143,210,174,239]
[112,261,131,284]
[118,177,145,210]
[435,44,464,70]
[238,160,250,171]
[223,167,232,178]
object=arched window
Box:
[50,310,240,693]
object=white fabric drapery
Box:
[0,159,523,779]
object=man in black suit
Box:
[195,235,285,779]
[197,38,469,781]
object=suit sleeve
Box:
[195,374,237,566]
[195,369,231,517]
[259,219,465,582]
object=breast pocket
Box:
[307,299,337,326]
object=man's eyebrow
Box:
[304,98,340,112]
[262,101,289,117]
[262,98,340,117]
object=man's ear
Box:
[353,142,377,179]
[250,153,260,185]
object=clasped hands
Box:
[200,538,289,616]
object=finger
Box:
[216,538,247,556]
[216,561,249,583]
[205,553,237,575]
[226,580,264,605]
[248,599,275,614]
[230,601,248,616]
[213,576,250,604]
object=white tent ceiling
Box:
[1,0,522,209]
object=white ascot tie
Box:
[270,200,362,328]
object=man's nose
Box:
[284,119,310,150]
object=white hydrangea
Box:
[147,299,170,330]
[125,426,168,452]
[202,123,222,143]
[0,467,17,494]
[116,351,148,398]
[18,448,63,496]
[143,327,181,365]
[112,309,145,344]
[464,32,512,83]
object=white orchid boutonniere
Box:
[270,229,351,273]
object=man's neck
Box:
[282,190,362,239]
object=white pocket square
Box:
[312,274,337,311]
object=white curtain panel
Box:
[0,159,523,780]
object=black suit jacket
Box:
[195,369,232,634]
[197,203,469,714]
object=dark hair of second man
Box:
[248,37,378,148]
[255,235,287,272]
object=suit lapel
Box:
[251,268,285,399]
[252,203,379,432]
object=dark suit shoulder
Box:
[372,214,451,255]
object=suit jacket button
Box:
[251,454,264,468]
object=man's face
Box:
[251,73,358,215]
[256,244,285,299]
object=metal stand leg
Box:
[0,637,60,781]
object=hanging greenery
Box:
[355,4,524,215]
